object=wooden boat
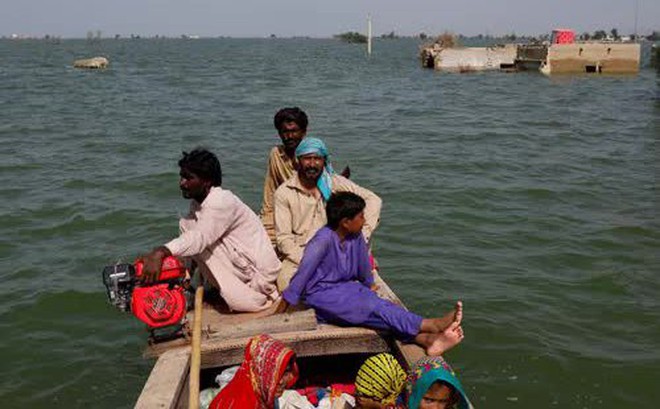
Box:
[134,271,429,408]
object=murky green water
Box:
[1,38,659,408]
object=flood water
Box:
[1,38,658,408]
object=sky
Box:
[3,0,659,38]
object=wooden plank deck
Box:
[136,273,427,408]
[144,273,421,361]
[200,324,390,368]
[145,308,319,358]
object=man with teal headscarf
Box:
[273,137,382,291]
[294,137,335,201]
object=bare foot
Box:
[425,321,464,356]
[454,300,463,325]
[422,301,463,333]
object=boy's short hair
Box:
[326,192,366,229]
[178,148,222,186]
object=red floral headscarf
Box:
[210,334,299,409]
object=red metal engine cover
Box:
[134,256,186,281]
[131,256,188,328]
[131,285,186,328]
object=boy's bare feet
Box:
[454,300,463,324]
[425,321,464,356]
[421,301,463,333]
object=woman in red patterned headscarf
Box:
[209,334,299,409]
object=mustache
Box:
[302,166,322,174]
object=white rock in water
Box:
[73,56,109,69]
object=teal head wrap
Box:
[407,357,470,409]
[295,137,335,201]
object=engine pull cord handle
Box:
[188,280,204,409]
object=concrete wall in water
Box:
[422,42,640,74]
[543,43,640,74]
[432,45,517,72]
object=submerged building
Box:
[421,44,517,72]
[422,29,641,75]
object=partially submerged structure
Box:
[422,29,641,75]
[421,44,517,72]
[517,29,641,74]
[73,56,108,69]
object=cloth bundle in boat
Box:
[278,390,355,409]
[278,390,315,409]
[199,366,240,409]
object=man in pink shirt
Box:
[142,149,281,312]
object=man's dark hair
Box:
[273,107,308,132]
[326,192,366,229]
[178,148,222,186]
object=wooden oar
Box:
[188,285,204,409]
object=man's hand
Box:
[141,246,172,283]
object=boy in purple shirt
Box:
[281,192,464,356]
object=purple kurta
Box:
[282,226,423,341]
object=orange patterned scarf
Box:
[210,334,298,409]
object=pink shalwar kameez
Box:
[165,187,281,312]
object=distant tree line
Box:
[579,28,621,41]
[334,31,367,43]
[333,30,399,43]
[6,28,658,42]
[578,28,660,41]
[380,31,398,39]
[415,29,660,43]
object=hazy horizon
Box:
[3,0,659,39]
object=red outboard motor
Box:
[102,256,189,341]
